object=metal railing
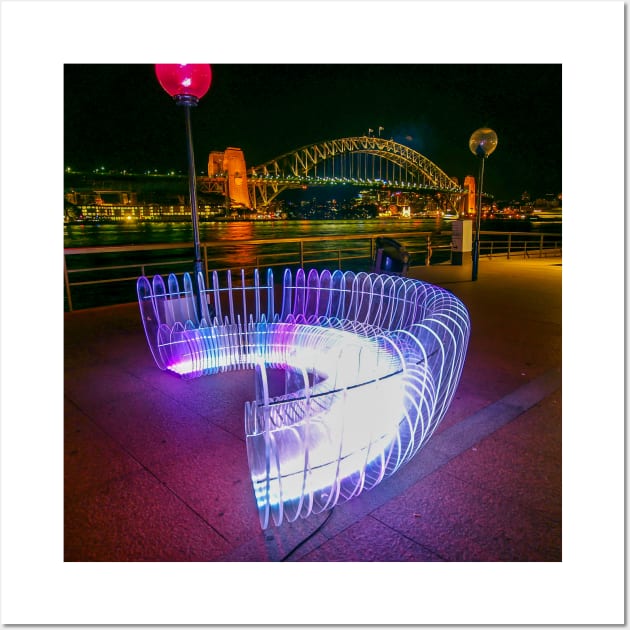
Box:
[64,230,561,311]
[479,231,562,259]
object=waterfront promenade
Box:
[64,255,562,563]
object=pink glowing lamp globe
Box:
[155,64,212,104]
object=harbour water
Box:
[64,217,561,310]
[64,217,455,249]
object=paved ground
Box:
[64,255,562,562]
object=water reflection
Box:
[214,222,257,269]
[65,218,446,249]
[64,217,560,253]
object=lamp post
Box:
[469,128,498,281]
[155,64,212,299]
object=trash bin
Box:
[373,236,410,275]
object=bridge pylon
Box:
[201,147,253,211]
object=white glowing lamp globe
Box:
[469,128,498,158]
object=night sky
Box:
[64,64,561,202]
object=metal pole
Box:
[182,103,208,320]
[64,255,73,312]
[183,104,202,279]
[472,156,485,281]
[203,243,209,288]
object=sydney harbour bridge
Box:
[198,135,466,211]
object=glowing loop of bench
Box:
[137,268,470,529]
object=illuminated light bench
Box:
[137,268,470,529]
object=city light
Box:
[155,64,212,102]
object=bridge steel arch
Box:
[248,136,463,208]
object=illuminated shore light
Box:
[137,267,470,528]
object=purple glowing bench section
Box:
[137,268,470,529]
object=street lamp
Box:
[469,127,498,281]
[155,64,212,299]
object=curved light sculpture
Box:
[137,268,470,528]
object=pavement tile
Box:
[64,398,143,499]
[64,306,146,363]
[64,468,231,562]
[444,392,561,521]
[434,384,493,434]
[64,362,157,411]
[219,512,332,561]
[64,339,100,370]
[372,467,560,562]
[429,401,521,460]
[73,388,239,468]
[298,515,443,562]
[129,367,255,440]
[148,436,260,546]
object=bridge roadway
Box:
[63,255,561,572]
[202,135,465,208]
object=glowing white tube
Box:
[137,267,470,528]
